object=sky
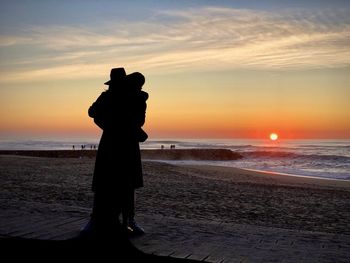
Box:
[1,0,350,140]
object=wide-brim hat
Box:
[104,67,127,85]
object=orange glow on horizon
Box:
[1,75,349,140]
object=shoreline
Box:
[178,163,350,189]
[243,167,350,182]
[152,159,350,183]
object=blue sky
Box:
[2,0,350,30]
[1,0,350,77]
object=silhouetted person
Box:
[127,72,149,144]
[81,67,147,238]
[121,72,148,235]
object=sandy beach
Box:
[1,149,349,236]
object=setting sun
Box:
[270,133,278,141]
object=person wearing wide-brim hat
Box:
[103,67,127,86]
[81,67,146,237]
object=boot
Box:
[127,218,145,236]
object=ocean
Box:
[0,138,349,180]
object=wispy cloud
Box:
[1,6,350,82]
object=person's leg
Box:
[121,188,134,229]
[128,189,135,220]
[127,189,145,235]
[121,197,128,230]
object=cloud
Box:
[1,6,350,82]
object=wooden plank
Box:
[38,218,87,240]
[35,219,85,240]
[1,215,46,235]
[133,237,175,256]
[20,217,83,239]
[21,217,83,239]
[204,244,241,263]
[7,216,68,236]
[40,227,80,241]
[148,247,175,257]
[187,253,211,261]
[0,213,30,229]
[168,250,192,259]
[205,250,228,263]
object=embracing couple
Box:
[81,67,148,238]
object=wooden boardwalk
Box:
[1,209,350,262]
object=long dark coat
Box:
[88,89,146,193]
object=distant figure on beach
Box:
[81,67,147,238]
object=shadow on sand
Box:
[0,236,204,262]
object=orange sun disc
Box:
[270,133,278,141]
